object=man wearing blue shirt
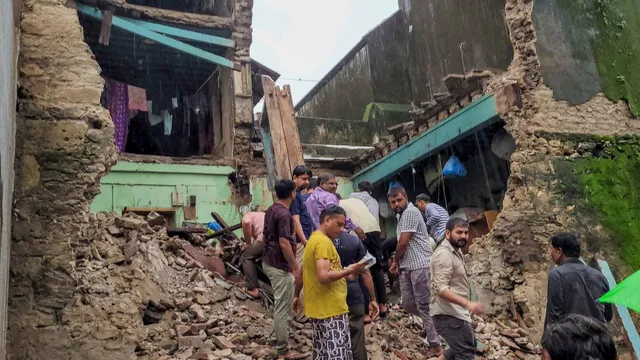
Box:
[290,165,314,266]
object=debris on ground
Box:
[78,211,540,359]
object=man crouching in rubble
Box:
[239,211,265,299]
[294,206,366,360]
[431,218,485,360]
[262,179,306,360]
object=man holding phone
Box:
[293,206,366,360]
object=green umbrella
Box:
[599,269,640,313]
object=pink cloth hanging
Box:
[106,78,129,152]
[128,85,148,111]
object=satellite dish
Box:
[491,129,516,161]
[378,197,395,219]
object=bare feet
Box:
[245,288,260,298]
[429,345,444,357]
[364,315,372,324]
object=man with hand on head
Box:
[431,218,485,360]
[294,206,366,360]
[262,179,306,360]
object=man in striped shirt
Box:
[416,194,449,245]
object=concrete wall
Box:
[0,0,19,356]
[533,0,640,115]
[297,45,374,121]
[404,0,513,102]
[367,11,411,104]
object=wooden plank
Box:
[219,51,235,157]
[80,0,234,30]
[278,85,305,169]
[261,76,291,180]
[76,4,234,68]
[204,223,242,240]
[125,18,234,48]
[98,9,114,45]
[209,72,223,155]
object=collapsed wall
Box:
[9,0,118,357]
[471,0,640,343]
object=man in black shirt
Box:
[544,232,612,330]
[262,179,306,359]
[333,231,380,360]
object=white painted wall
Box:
[0,0,19,356]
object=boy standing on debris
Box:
[262,179,306,360]
[294,206,366,360]
[431,218,485,360]
[388,187,443,357]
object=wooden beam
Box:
[78,0,234,30]
[278,85,305,168]
[261,76,292,180]
[219,49,235,158]
[98,9,114,45]
[76,4,234,68]
[125,18,234,48]
[209,72,223,155]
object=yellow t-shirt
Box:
[302,231,349,320]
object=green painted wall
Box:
[91,161,353,226]
[92,162,270,226]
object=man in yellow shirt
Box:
[294,206,366,360]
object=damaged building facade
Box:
[2,0,640,359]
[298,0,640,350]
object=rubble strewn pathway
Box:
[78,212,539,360]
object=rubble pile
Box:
[75,211,539,360]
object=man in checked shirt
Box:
[388,186,443,358]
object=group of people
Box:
[237,165,620,360]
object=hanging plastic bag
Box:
[442,155,467,177]
[387,180,403,195]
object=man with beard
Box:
[305,173,366,240]
[293,206,366,360]
[290,165,314,266]
[431,218,485,360]
[388,187,443,357]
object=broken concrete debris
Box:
[67,211,541,359]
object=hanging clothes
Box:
[105,78,129,152]
[127,85,148,111]
[163,110,173,135]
